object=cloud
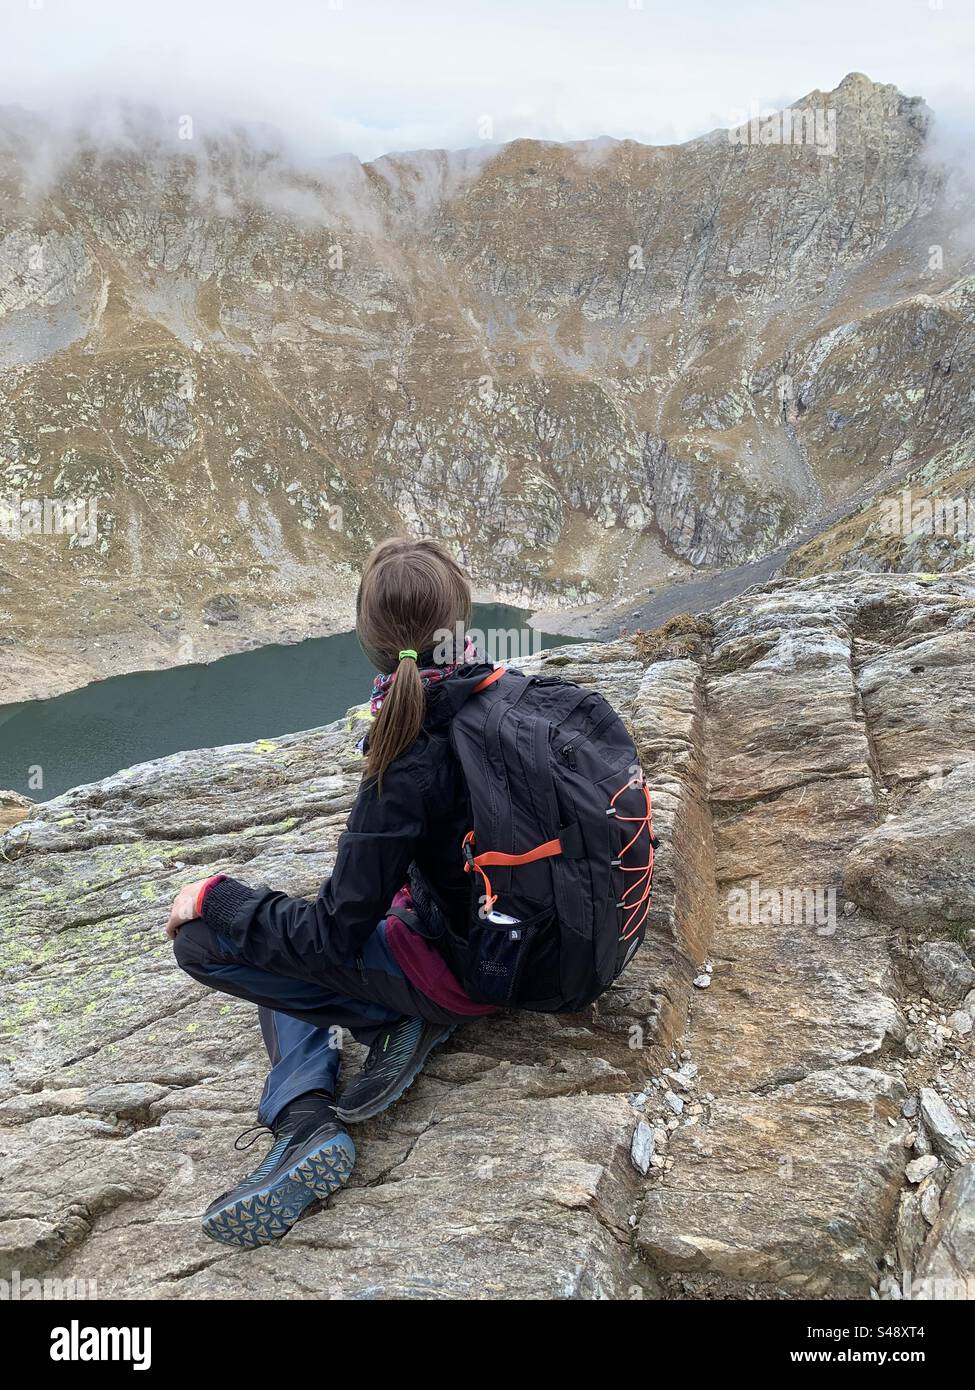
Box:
[1,0,972,162]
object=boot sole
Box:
[336,1026,454,1124]
[201,1131,356,1249]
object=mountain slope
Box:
[1,74,973,699]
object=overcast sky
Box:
[2,0,973,159]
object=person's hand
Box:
[165,879,212,939]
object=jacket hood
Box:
[424,662,501,729]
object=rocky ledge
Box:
[2,568,974,1299]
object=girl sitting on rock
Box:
[166,535,653,1249]
[165,538,501,1247]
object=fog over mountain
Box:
[3,0,974,156]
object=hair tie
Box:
[398,649,418,662]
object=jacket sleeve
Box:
[199,756,428,972]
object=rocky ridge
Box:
[2,566,973,1298]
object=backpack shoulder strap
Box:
[472,666,505,693]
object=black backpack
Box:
[438,665,657,1012]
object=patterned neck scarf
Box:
[369,635,479,716]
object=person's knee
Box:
[172,918,210,977]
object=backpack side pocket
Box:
[463,907,553,1005]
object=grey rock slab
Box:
[919,1088,974,1167]
[913,1163,975,1298]
[631,1120,655,1175]
[638,1067,908,1298]
[913,941,975,1007]
[843,763,975,936]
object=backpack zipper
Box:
[559,708,618,769]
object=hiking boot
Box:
[336,1018,454,1123]
[201,1091,355,1249]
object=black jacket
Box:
[199,664,495,973]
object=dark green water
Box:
[0,605,578,800]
